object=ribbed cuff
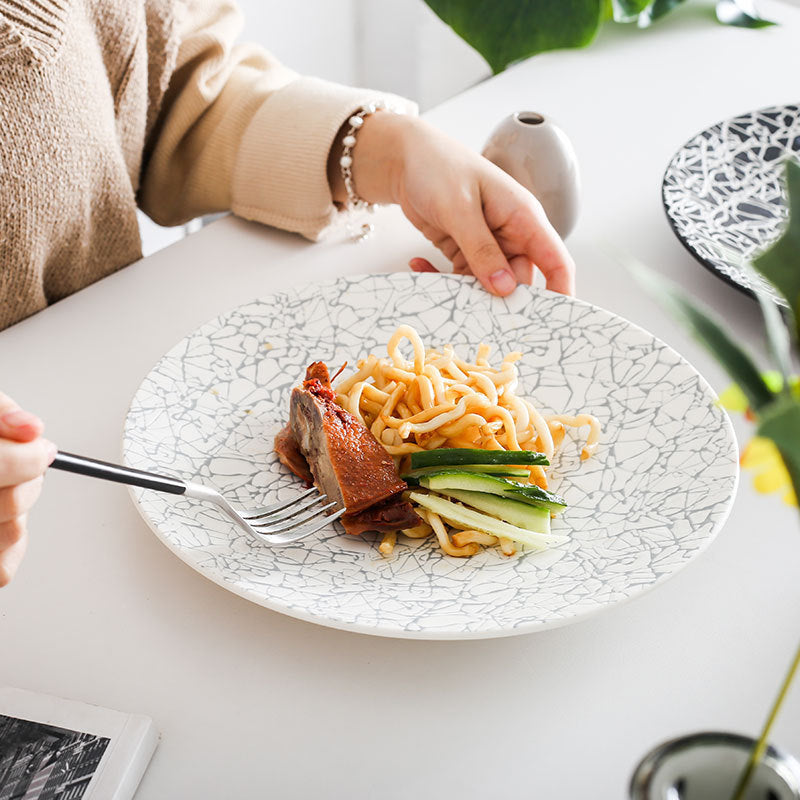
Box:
[231,76,417,241]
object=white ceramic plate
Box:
[123,273,738,639]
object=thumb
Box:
[0,392,44,443]
[453,222,517,296]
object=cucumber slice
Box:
[410,448,549,469]
[437,489,551,534]
[403,464,531,482]
[408,491,568,550]
[419,470,567,513]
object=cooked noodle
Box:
[334,325,601,558]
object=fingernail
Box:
[2,409,39,429]
[43,440,58,463]
[490,269,517,294]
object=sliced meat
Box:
[289,361,407,515]
[341,494,419,536]
[275,361,420,535]
[304,361,331,385]
[274,423,313,484]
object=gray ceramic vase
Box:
[482,111,580,239]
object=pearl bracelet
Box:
[339,99,391,240]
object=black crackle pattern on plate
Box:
[662,102,800,305]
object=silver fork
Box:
[50,451,344,545]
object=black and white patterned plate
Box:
[662,102,800,305]
[123,273,738,639]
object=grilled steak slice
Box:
[276,361,419,534]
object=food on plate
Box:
[334,325,599,467]
[276,325,600,559]
[275,361,419,536]
[333,325,600,557]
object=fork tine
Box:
[245,486,318,517]
[249,500,339,533]
[258,508,347,545]
[241,491,328,523]
[183,480,346,548]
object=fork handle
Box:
[50,451,187,495]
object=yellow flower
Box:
[717,373,799,420]
[718,379,799,507]
[740,436,798,506]
[718,383,750,413]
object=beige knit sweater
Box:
[0,0,415,330]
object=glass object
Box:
[630,732,800,800]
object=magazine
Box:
[0,688,158,800]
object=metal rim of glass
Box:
[629,731,800,800]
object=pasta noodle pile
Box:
[334,325,600,557]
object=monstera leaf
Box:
[422,0,604,73]
[423,0,774,71]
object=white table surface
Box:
[3,3,800,797]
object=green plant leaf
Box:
[637,0,687,26]
[422,0,605,73]
[748,264,794,390]
[757,397,800,504]
[688,235,794,389]
[624,255,775,413]
[716,0,776,28]
[753,160,800,339]
[610,0,651,22]
[660,293,775,413]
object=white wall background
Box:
[233,0,490,110]
[233,0,359,86]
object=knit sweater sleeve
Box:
[138,0,417,239]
